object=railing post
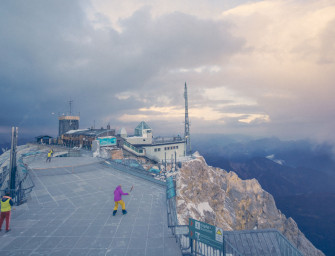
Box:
[222,235,225,256]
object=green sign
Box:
[189,218,223,250]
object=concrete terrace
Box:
[0,153,181,256]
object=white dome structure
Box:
[118,127,128,138]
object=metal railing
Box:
[222,229,303,256]
[166,176,193,255]
[102,159,166,186]
[0,147,36,205]
[122,140,145,156]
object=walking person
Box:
[0,192,14,232]
[113,185,130,216]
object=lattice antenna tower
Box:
[69,99,73,116]
[184,82,192,155]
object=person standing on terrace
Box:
[0,192,14,232]
[46,150,52,162]
[113,185,129,216]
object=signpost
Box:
[175,225,189,235]
[189,218,224,251]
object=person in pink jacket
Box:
[113,185,129,216]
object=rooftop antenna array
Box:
[184,82,192,155]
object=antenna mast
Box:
[184,82,191,155]
[69,99,73,115]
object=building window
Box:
[158,148,161,151]
[176,146,178,149]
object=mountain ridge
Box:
[176,153,324,256]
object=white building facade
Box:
[144,141,185,163]
[122,121,186,162]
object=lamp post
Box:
[9,127,18,199]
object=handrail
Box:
[275,230,304,256]
[122,140,145,155]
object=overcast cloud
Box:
[1,0,334,144]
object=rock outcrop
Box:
[176,153,324,256]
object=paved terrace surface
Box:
[0,153,181,256]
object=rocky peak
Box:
[176,153,324,256]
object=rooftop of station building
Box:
[151,136,185,146]
[64,128,115,137]
[58,116,80,121]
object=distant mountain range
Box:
[192,135,335,256]
[0,135,35,153]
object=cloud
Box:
[0,1,245,137]
[0,0,334,144]
[170,65,221,74]
[216,0,335,141]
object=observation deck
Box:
[0,149,181,256]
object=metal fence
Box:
[222,229,304,256]
[102,159,166,186]
[187,236,244,256]
[166,175,193,255]
[0,147,36,205]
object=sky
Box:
[1,0,335,144]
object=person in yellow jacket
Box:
[0,193,14,232]
[46,150,52,163]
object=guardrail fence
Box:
[0,147,36,205]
